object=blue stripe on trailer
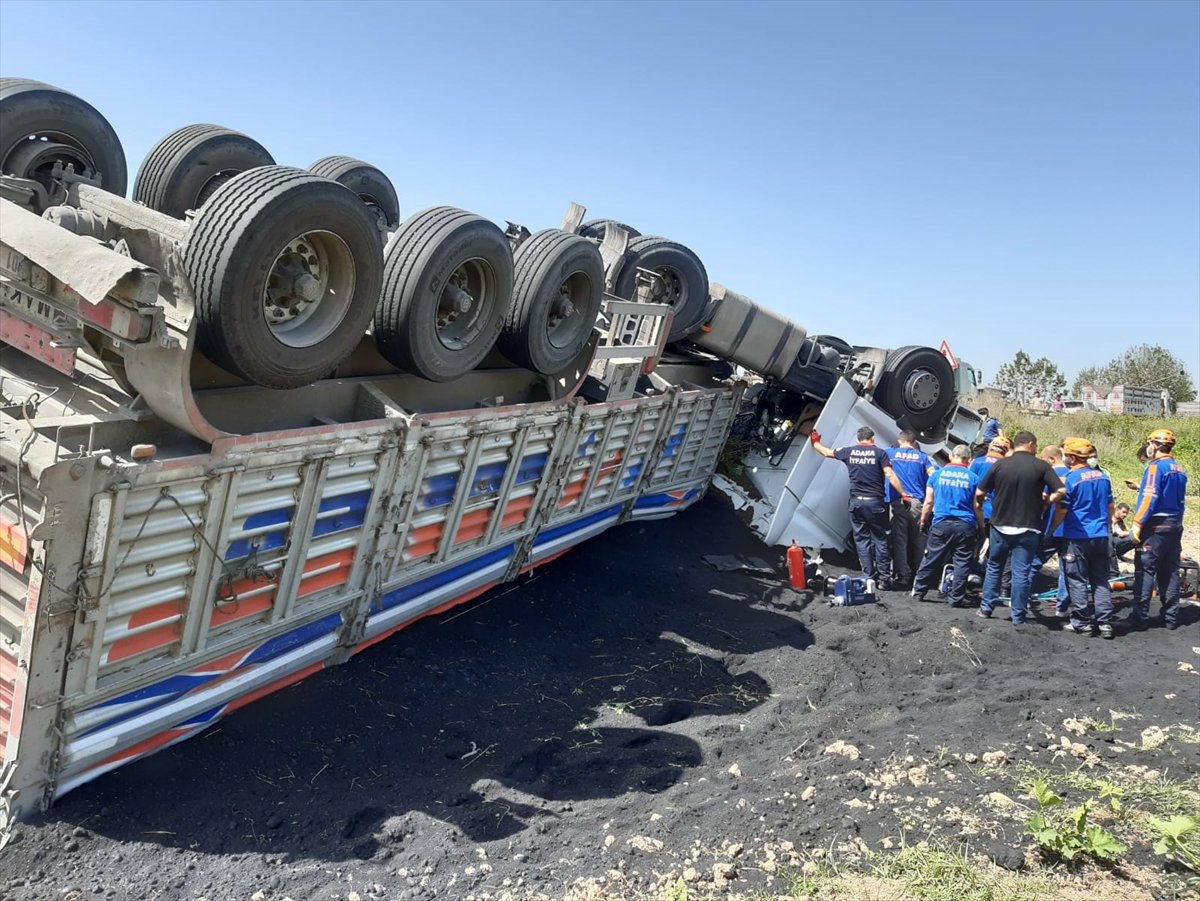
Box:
[660,425,687,459]
[311,490,372,537]
[377,544,515,612]
[243,612,344,667]
[634,488,700,509]
[534,506,622,547]
[83,612,345,736]
[225,507,295,560]
[468,461,509,497]
[516,454,547,485]
[623,462,643,488]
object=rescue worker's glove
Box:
[809,429,821,446]
[1130,523,1142,545]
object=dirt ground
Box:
[2,493,1198,900]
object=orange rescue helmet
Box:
[1062,437,1095,459]
[1146,428,1176,447]
[989,436,1011,454]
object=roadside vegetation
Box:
[994,407,1199,529]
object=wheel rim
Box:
[4,133,96,191]
[262,230,356,348]
[436,258,494,350]
[903,368,942,411]
[647,266,687,311]
[547,270,594,350]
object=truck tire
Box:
[497,229,604,374]
[814,334,854,358]
[133,124,274,218]
[876,345,956,441]
[0,77,127,197]
[613,235,709,342]
[309,155,400,230]
[374,206,513,382]
[579,218,641,240]
[182,166,383,389]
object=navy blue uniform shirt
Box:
[834,443,891,498]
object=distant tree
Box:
[995,350,1067,406]
[1071,365,1110,398]
[1073,344,1196,405]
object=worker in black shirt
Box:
[975,431,1065,625]
[811,426,909,589]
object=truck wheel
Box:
[613,235,709,342]
[877,345,957,440]
[0,77,127,197]
[374,206,513,382]
[497,229,604,374]
[579,218,641,240]
[309,156,400,231]
[183,166,383,389]
[133,124,274,218]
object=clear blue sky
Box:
[2,0,1197,390]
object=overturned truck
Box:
[0,78,964,828]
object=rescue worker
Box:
[1050,439,1116,638]
[885,430,937,589]
[1038,445,1071,617]
[912,444,983,607]
[976,431,1065,625]
[811,426,908,588]
[1127,429,1189,630]
[969,436,1011,587]
[979,408,1001,444]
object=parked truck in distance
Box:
[1080,385,1173,416]
[0,77,962,831]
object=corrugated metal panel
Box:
[94,480,209,676]
[647,393,736,488]
[205,463,306,644]
[293,451,377,608]
[0,480,39,761]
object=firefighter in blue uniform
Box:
[969,436,1010,588]
[979,408,1002,446]
[912,444,983,606]
[885,430,938,589]
[1050,438,1116,638]
[811,426,908,588]
[1128,429,1189,630]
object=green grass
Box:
[993,406,1199,528]
[871,844,1058,901]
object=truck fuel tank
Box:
[688,283,807,381]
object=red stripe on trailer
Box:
[90,724,195,771]
[190,648,257,676]
[0,310,76,375]
[127,599,186,631]
[74,293,148,341]
[222,662,326,716]
[296,547,357,598]
[0,514,29,572]
[105,621,182,665]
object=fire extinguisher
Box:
[787,540,806,590]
